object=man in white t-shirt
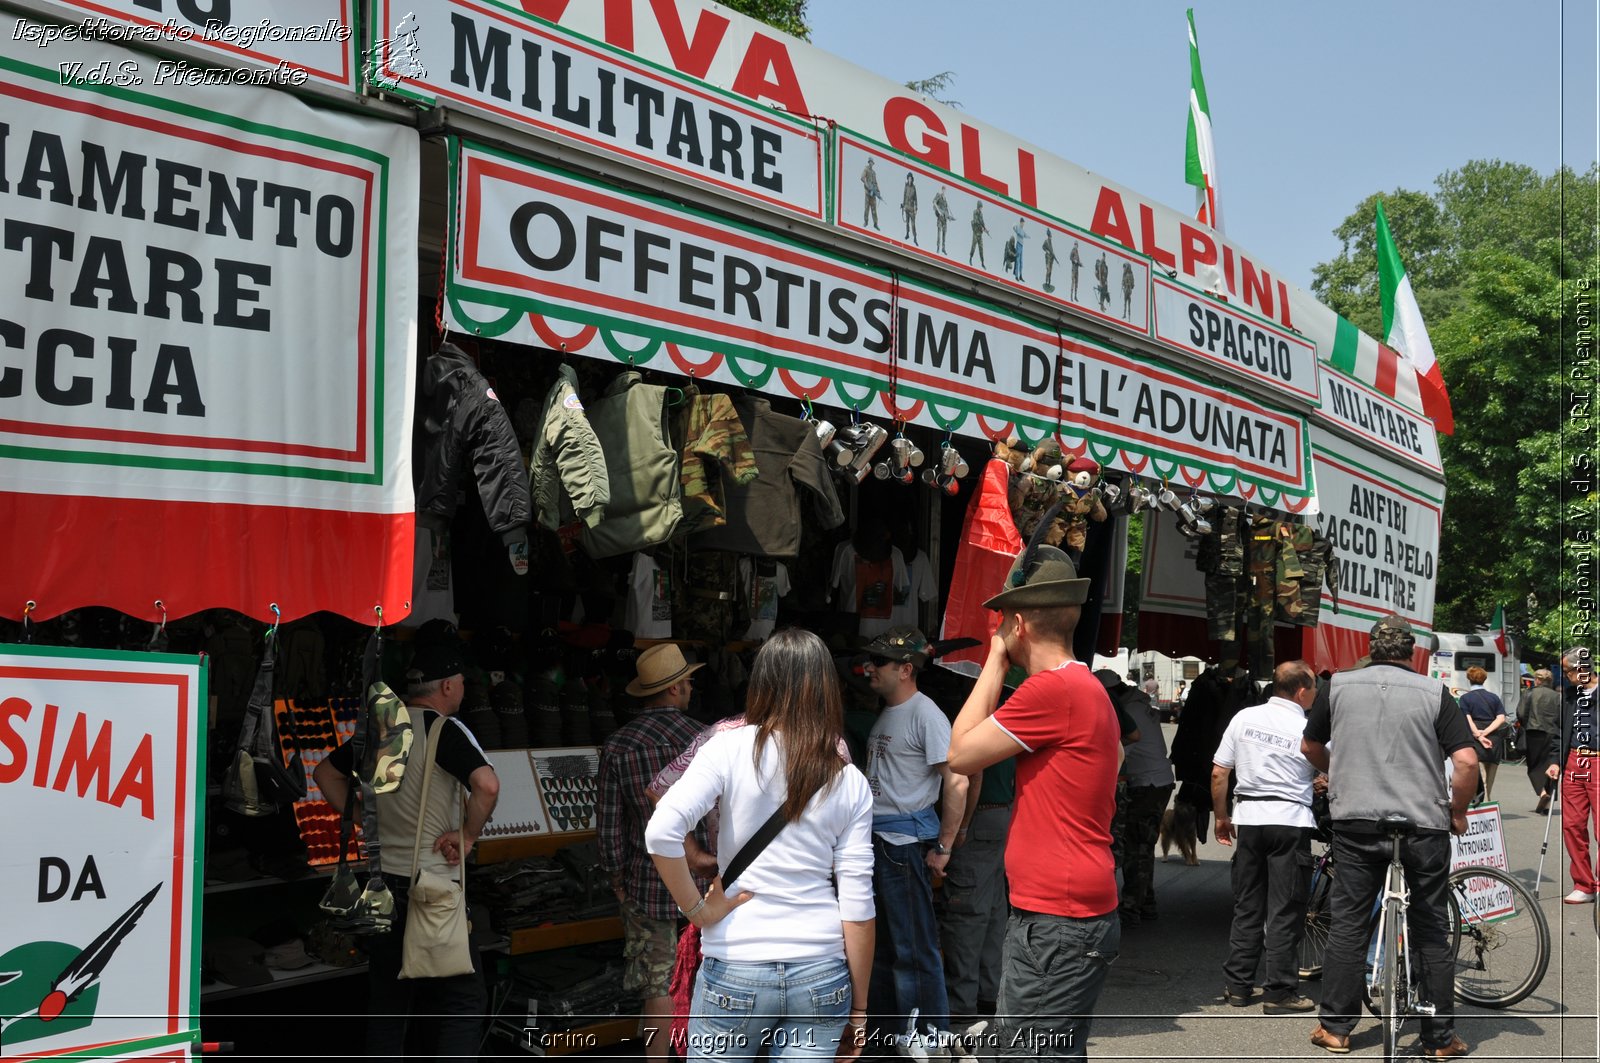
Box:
[863,626,969,1034]
[1212,659,1322,1013]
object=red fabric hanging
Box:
[940,459,1023,671]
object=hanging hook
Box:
[266,602,281,642]
[22,600,37,644]
[374,604,385,642]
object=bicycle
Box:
[1298,834,1551,1013]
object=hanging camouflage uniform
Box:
[1198,507,1246,644]
[1245,516,1281,680]
[675,388,760,534]
[1296,530,1339,625]
[1275,523,1310,624]
[674,547,749,645]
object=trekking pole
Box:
[1534,777,1558,899]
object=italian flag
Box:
[1490,605,1508,655]
[1376,197,1455,433]
[1184,9,1222,231]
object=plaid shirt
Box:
[597,706,704,920]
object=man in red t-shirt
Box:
[949,542,1121,1061]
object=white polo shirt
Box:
[1214,696,1317,829]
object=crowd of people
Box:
[309,536,1599,1061]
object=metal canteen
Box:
[937,443,968,479]
[896,438,925,468]
[1099,480,1122,509]
[810,417,837,449]
[841,422,888,481]
[1157,485,1179,510]
[824,423,865,467]
[1128,483,1152,513]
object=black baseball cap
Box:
[407,640,464,683]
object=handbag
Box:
[397,716,474,979]
[668,803,790,1054]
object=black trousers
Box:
[1223,824,1312,997]
[1525,729,1554,796]
[361,892,488,1062]
[1318,830,1456,1046]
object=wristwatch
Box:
[932,841,949,855]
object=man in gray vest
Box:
[1299,614,1477,1058]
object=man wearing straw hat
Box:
[948,533,1122,1061]
[598,644,705,1061]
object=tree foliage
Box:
[905,70,962,109]
[720,0,810,40]
[1311,161,1599,655]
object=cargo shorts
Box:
[620,896,678,998]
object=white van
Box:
[1428,632,1521,721]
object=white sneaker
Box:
[1563,889,1597,904]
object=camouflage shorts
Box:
[620,897,677,997]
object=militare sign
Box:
[446,141,1315,508]
[515,0,1427,421]
[1299,427,1444,669]
[0,645,205,1061]
[13,0,358,91]
[368,0,823,218]
[1315,364,1443,474]
[0,18,420,624]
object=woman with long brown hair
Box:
[646,629,874,1062]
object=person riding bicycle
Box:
[1299,614,1479,1059]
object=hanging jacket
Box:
[692,395,845,558]
[415,343,530,548]
[582,372,682,558]
[530,363,610,530]
[676,388,760,533]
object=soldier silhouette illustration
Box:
[1121,262,1136,319]
[1094,252,1110,312]
[1070,241,1083,299]
[861,158,882,229]
[1042,231,1060,292]
[933,188,953,253]
[901,172,919,244]
[1009,218,1029,282]
[969,202,989,268]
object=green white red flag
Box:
[1376,197,1455,433]
[1184,9,1222,231]
[1490,605,1508,655]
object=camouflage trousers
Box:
[619,896,677,998]
[1121,784,1174,918]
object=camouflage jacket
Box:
[676,391,759,534]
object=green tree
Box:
[721,0,810,39]
[905,70,962,108]
[1311,162,1599,655]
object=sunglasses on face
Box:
[869,655,899,669]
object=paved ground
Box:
[1090,734,1599,1060]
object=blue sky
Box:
[808,0,1598,292]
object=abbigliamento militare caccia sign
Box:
[0,14,419,626]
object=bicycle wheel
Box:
[1449,866,1550,1008]
[1381,893,1407,1063]
[1299,858,1334,980]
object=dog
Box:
[1159,805,1200,866]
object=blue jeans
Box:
[689,956,851,1063]
[870,837,950,1032]
[996,908,1120,1061]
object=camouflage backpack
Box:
[358,681,413,795]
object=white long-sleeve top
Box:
[645,724,875,963]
